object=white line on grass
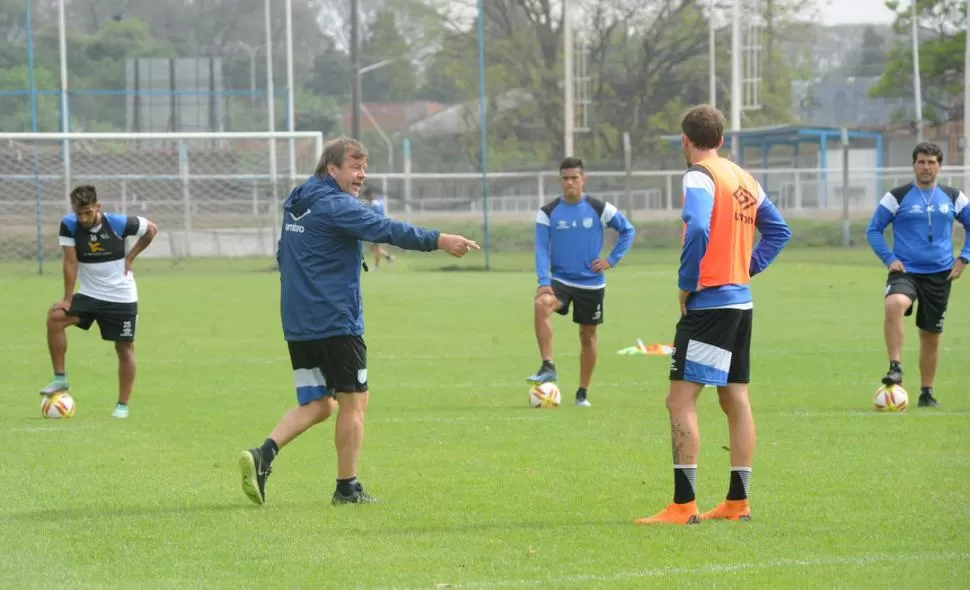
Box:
[443,551,970,588]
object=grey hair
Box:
[314,136,368,176]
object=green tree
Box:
[410,0,809,170]
[360,9,418,103]
[870,0,967,122]
[0,66,59,132]
[307,42,352,98]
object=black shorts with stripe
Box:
[669,308,752,386]
[287,336,368,405]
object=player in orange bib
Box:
[635,105,791,525]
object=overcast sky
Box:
[820,0,897,25]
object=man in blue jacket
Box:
[238,136,479,506]
[526,157,636,407]
[866,142,969,408]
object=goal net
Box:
[0,131,324,268]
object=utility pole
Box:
[350,0,362,139]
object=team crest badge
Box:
[582,217,593,228]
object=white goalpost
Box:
[0,131,324,270]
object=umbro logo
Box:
[733,187,756,210]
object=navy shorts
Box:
[287,336,368,405]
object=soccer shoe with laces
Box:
[39,379,69,397]
[633,501,701,526]
[111,403,129,419]
[700,499,751,521]
[332,481,378,505]
[918,392,939,408]
[526,364,557,384]
[238,448,272,505]
[575,395,591,407]
[881,366,903,387]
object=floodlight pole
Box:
[730,0,742,159]
[564,0,574,157]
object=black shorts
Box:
[67,293,138,342]
[552,280,605,325]
[669,308,752,386]
[885,271,951,333]
[287,336,368,405]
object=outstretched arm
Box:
[332,198,478,256]
[333,200,439,250]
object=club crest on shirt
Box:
[582,217,593,229]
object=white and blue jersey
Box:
[58,213,149,303]
[535,195,635,289]
[866,183,970,274]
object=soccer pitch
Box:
[1,248,968,589]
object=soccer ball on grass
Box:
[41,392,76,419]
[873,384,908,412]
[529,382,561,408]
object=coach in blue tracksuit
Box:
[867,142,970,408]
[238,136,479,507]
[527,156,636,407]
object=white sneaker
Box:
[112,403,129,419]
[575,398,591,407]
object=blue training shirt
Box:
[535,195,635,289]
[866,183,970,274]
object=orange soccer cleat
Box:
[700,499,751,521]
[633,501,701,526]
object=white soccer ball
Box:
[41,392,76,419]
[874,384,908,412]
[529,382,561,409]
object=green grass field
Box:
[2,247,968,589]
